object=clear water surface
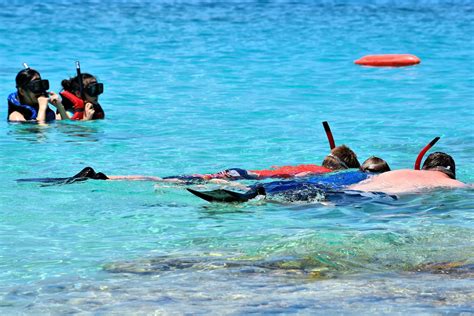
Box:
[0,0,473,314]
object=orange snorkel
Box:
[414,137,440,170]
[322,121,336,150]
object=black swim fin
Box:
[187,186,266,203]
[16,167,109,185]
[16,177,70,184]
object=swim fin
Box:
[16,167,109,185]
[187,186,266,203]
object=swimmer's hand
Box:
[37,95,49,109]
[48,92,69,120]
[48,92,62,108]
[83,102,95,120]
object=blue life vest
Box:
[7,92,56,121]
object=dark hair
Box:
[61,73,95,93]
[422,152,456,179]
[322,145,361,170]
[361,156,391,173]
[15,68,41,89]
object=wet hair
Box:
[361,156,391,173]
[322,145,361,171]
[61,73,95,93]
[15,68,41,89]
[422,152,456,179]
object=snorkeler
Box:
[187,154,390,203]
[188,138,467,203]
[60,61,105,120]
[7,64,68,122]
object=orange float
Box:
[354,54,421,67]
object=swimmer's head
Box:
[422,152,456,179]
[62,73,103,103]
[322,145,361,171]
[16,68,41,89]
[361,156,391,173]
[15,68,49,104]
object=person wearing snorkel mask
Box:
[60,73,105,120]
[7,68,68,122]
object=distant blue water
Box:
[1,0,473,314]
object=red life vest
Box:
[250,164,332,178]
[60,90,105,120]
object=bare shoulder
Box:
[9,111,26,121]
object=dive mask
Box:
[85,82,103,96]
[25,79,49,94]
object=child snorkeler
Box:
[59,62,105,120]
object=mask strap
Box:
[328,153,349,169]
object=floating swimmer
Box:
[60,61,105,120]
[187,153,391,203]
[189,138,467,203]
[7,64,68,122]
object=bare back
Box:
[348,169,466,195]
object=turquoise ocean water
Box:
[1,0,473,313]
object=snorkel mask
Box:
[415,138,456,179]
[85,82,103,97]
[25,79,50,94]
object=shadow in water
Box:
[6,121,104,143]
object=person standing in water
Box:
[59,62,105,120]
[7,66,68,122]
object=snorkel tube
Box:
[23,62,29,69]
[414,137,440,170]
[322,121,336,150]
[76,61,84,100]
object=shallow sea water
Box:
[0,0,473,314]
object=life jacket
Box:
[60,90,105,120]
[7,92,55,121]
[250,164,332,179]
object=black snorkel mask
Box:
[85,82,103,97]
[25,79,50,94]
[76,61,103,98]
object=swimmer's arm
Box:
[294,171,312,177]
[49,92,69,120]
[207,178,250,190]
[107,175,164,181]
[36,96,49,122]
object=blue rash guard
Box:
[259,170,371,195]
